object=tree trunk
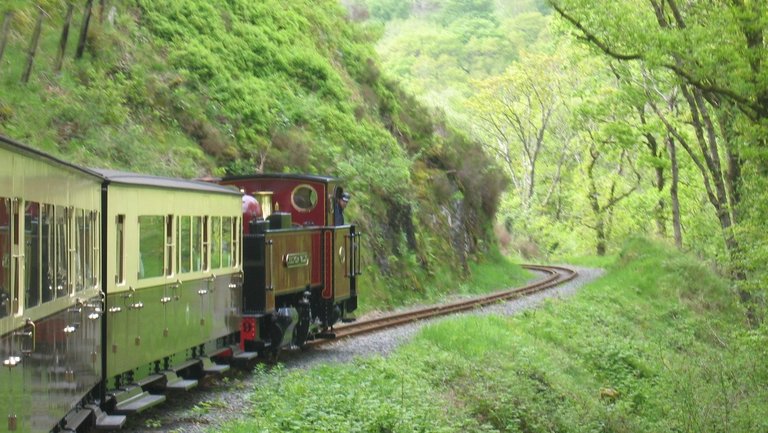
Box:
[55,4,76,73]
[640,110,667,237]
[76,0,94,59]
[0,12,11,65]
[21,9,44,84]
[666,134,683,249]
[586,146,607,256]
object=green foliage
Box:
[232,361,468,433]
[0,0,511,314]
[366,0,411,21]
[365,0,544,125]
[222,239,766,433]
[358,244,529,314]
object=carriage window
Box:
[178,216,191,273]
[211,217,221,269]
[166,215,175,276]
[192,216,202,272]
[202,216,210,271]
[74,209,98,291]
[1,198,12,318]
[24,202,41,308]
[138,216,164,279]
[233,217,241,267]
[88,211,99,289]
[222,217,233,268]
[291,185,318,213]
[116,215,125,285]
[55,206,69,297]
[75,209,86,292]
[41,205,55,303]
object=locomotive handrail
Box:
[266,239,274,291]
[355,232,362,276]
[344,233,352,278]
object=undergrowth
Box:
[357,247,531,314]
[223,238,768,433]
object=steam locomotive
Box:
[0,134,360,432]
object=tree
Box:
[468,51,574,223]
[550,0,767,320]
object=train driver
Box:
[334,191,350,225]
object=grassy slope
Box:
[221,238,767,433]
[0,1,512,313]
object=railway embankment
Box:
[123,238,767,433]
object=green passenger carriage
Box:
[93,170,243,398]
[0,134,361,432]
[1,136,104,433]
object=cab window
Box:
[291,184,318,213]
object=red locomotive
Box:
[219,174,361,355]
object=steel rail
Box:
[308,264,577,345]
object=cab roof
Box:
[221,173,341,184]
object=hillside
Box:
[0,0,509,308]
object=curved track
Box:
[309,264,577,345]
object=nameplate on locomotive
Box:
[283,252,309,268]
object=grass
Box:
[218,237,768,433]
[357,247,532,315]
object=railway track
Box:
[118,264,578,432]
[309,264,577,345]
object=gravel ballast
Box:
[119,266,604,432]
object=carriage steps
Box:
[202,357,231,374]
[62,405,126,432]
[163,371,199,391]
[112,385,166,415]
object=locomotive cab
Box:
[219,174,361,354]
